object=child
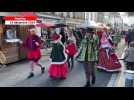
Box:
[124,41,134,70]
[66,39,77,71]
[23,28,45,78]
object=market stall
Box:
[0,16,34,64]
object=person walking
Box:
[48,33,68,79]
[127,29,134,47]
[66,39,77,71]
[124,41,134,87]
[76,28,99,87]
[67,29,77,44]
[66,30,77,71]
[23,28,45,78]
[75,29,83,48]
[60,28,66,44]
[97,28,121,72]
[124,41,134,70]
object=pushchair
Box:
[124,61,134,87]
[120,56,134,87]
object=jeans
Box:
[83,61,96,82]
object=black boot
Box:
[27,72,34,78]
[41,67,45,74]
[84,81,91,87]
[91,76,96,85]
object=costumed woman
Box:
[48,28,68,79]
[97,28,121,72]
[23,28,45,78]
[76,28,99,87]
[65,29,77,71]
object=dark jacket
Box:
[127,30,134,45]
[50,42,66,62]
[60,30,66,44]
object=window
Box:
[55,12,60,16]
[44,12,51,15]
[5,29,17,39]
[67,12,70,18]
[61,12,64,17]
[51,12,55,15]
[73,12,75,18]
[70,12,73,18]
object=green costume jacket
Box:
[77,34,99,62]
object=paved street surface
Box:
[110,39,126,87]
[0,61,111,87]
[0,59,112,87]
[0,39,125,87]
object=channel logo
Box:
[4,16,37,25]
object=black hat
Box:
[86,28,95,33]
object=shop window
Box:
[4,27,21,43]
[61,13,64,17]
[51,12,55,15]
[67,12,70,18]
[5,29,17,39]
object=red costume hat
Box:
[52,33,61,41]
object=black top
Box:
[50,43,66,62]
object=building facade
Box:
[85,12,98,22]
[35,12,86,29]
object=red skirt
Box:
[97,48,121,72]
[48,62,68,79]
[27,49,41,62]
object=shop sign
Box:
[44,18,58,24]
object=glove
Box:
[35,42,40,46]
[48,58,52,61]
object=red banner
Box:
[3,16,37,20]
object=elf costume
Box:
[48,33,68,79]
[23,28,45,78]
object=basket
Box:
[0,51,7,65]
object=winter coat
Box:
[60,31,66,44]
[127,31,134,45]
[124,47,134,62]
[76,34,99,61]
